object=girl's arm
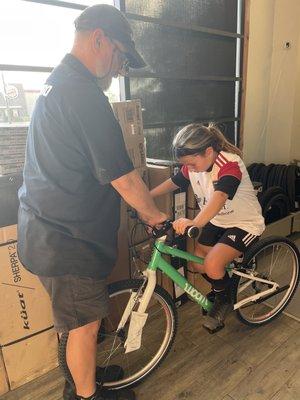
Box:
[150,178,179,198]
[193,190,228,227]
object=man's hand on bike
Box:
[172,218,194,235]
[138,211,168,229]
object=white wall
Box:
[242,0,275,164]
[290,36,300,162]
[243,0,300,165]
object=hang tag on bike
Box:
[124,311,148,353]
[174,192,186,220]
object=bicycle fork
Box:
[118,270,157,353]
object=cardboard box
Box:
[0,352,9,396]
[187,208,199,222]
[129,238,180,301]
[2,328,58,390]
[147,164,174,218]
[129,240,153,278]
[261,214,293,238]
[0,225,54,346]
[147,161,187,221]
[112,100,146,169]
[0,225,58,392]
[107,227,130,284]
[185,211,208,295]
[187,186,198,210]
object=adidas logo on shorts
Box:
[228,235,236,242]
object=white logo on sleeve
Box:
[228,235,236,242]
[40,84,53,97]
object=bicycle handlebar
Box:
[152,220,199,239]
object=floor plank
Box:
[269,369,300,400]
[228,328,300,400]
[170,351,251,400]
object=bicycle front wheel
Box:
[233,236,300,326]
[100,279,177,389]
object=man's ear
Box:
[92,28,105,50]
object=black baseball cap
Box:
[74,4,146,69]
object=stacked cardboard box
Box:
[0,225,58,395]
[0,126,27,176]
[111,102,190,302]
[112,100,146,169]
[146,161,189,304]
[147,161,186,220]
[186,208,211,295]
[129,238,175,299]
[112,100,150,247]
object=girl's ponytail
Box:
[207,123,242,157]
[173,123,242,158]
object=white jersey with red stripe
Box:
[185,151,265,236]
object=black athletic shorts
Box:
[39,274,109,333]
[198,222,260,253]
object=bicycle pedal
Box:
[203,322,225,334]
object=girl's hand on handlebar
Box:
[172,218,194,235]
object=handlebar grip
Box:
[186,226,200,239]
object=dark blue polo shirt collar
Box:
[61,53,97,83]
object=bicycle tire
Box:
[58,279,178,390]
[232,236,300,326]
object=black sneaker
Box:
[73,386,135,400]
[202,291,232,334]
[63,366,124,400]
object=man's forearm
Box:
[193,191,228,227]
[111,170,165,223]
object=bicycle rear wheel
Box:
[233,236,300,326]
[59,279,177,390]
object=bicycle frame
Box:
[130,236,213,318]
[119,235,279,333]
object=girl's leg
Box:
[191,242,213,274]
[204,243,241,280]
[202,243,241,332]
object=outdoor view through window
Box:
[0,0,120,126]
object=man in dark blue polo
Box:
[18,5,166,400]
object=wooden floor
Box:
[2,235,300,400]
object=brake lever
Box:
[152,220,173,239]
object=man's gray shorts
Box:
[39,274,109,333]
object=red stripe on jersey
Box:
[181,165,190,180]
[218,161,242,181]
[216,155,225,166]
[215,159,223,168]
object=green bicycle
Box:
[59,221,300,391]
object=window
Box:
[0,0,119,127]
[123,0,243,160]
